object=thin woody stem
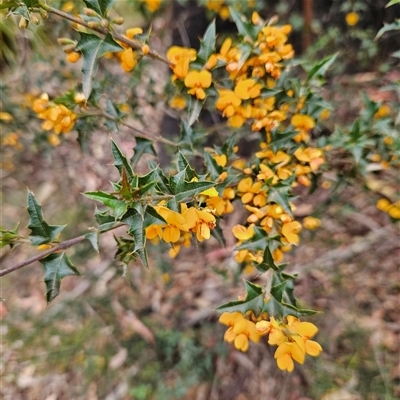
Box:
[37,1,174,67]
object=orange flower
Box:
[184,70,212,100]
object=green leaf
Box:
[143,205,166,228]
[130,137,156,168]
[386,0,400,8]
[269,130,298,153]
[197,20,216,64]
[53,89,78,109]
[40,252,81,303]
[27,191,66,246]
[306,53,338,82]
[187,97,203,127]
[177,151,197,181]
[0,224,20,249]
[375,19,400,40]
[84,191,127,219]
[229,6,258,39]
[267,184,293,217]
[123,209,149,268]
[0,1,19,10]
[85,231,99,252]
[203,152,222,181]
[256,246,280,272]
[169,171,215,202]
[111,139,134,180]
[82,0,116,17]
[75,32,123,99]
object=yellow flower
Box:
[120,48,138,72]
[66,51,81,63]
[281,220,302,245]
[274,342,305,372]
[220,312,260,352]
[374,104,390,119]
[184,70,212,100]
[168,94,186,110]
[234,79,262,100]
[167,46,197,79]
[214,154,227,167]
[216,89,242,117]
[237,177,266,206]
[303,216,321,230]
[232,224,255,241]
[142,0,162,13]
[154,206,189,243]
[346,12,359,26]
[0,112,13,121]
[184,207,216,242]
[126,27,143,39]
[376,198,390,212]
[291,114,315,131]
[205,0,224,12]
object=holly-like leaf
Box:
[75,32,123,99]
[177,151,197,181]
[111,139,134,180]
[269,130,298,153]
[40,252,81,303]
[267,184,293,217]
[169,171,215,202]
[85,231,99,252]
[143,205,166,227]
[229,6,259,40]
[197,20,216,64]
[306,53,338,82]
[84,191,127,219]
[82,0,116,17]
[131,138,156,168]
[203,152,223,181]
[187,97,203,127]
[375,19,400,40]
[27,191,65,246]
[123,209,149,268]
[0,224,20,249]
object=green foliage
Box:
[40,251,81,303]
[27,191,66,246]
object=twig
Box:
[37,1,174,67]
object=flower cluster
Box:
[219,311,322,372]
[32,93,77,145]
[376,198,400,219]
[146,203,216,258]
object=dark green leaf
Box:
[123,209,149,268]
[197,20,216,63]
[143,205,166,228]
[269,130,298,153]
[27,191,65,246]
[84,191,127,219]
[169,171,215,202]
[111,139,134,180]
[40,252,81,303]
[85,231,99,252]
[82,0,116,17]
[0,1,19,10]
[130,138,156,168]
[177,151,197,180]
[187,97,203,127]
[375,19,400,40]
[75,32,123,99]
[306,53,338,82]
[267,184,293,217]
[229,6,259,39]
[203,152,222,180]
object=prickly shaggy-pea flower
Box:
[345,11,359,26]
[274,341,305,372]
[216,89,242,117]
[153,206,189,243]
[303,216,321,230]
[66,51,81,63]
[184,206,216,242]
[234,79,262,100]
[237,177,267,206]
[219,312,260,352]
[232,224,255,241]
[184,70,212,100]
[167,46,197,79]
[141,0,162,13]
[281,220,302,245]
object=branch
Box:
[0,223,124,277]
[37,1,174,67]
[0,235,86,277]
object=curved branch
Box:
[37,1,174,67]
[0,235,86,277]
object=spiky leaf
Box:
[130,138,156,168]
[40,252,81,303]
[27,191,65,246]
[82,0,116,17]
[84,191,127,219]
[111,139,134,179]
[75,32,123,99]
[169,171,214,202]
[197,20,216,64]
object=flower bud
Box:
[142,44,150,55]
[19,17,28,29]
[63,44,76,54]
[87,21,100,29]
[57,37,75,46]
[31,14,40,25]
[101,19,109,28]
[39,9,49,19]
[112,17,124,25]
[83,7,99,17]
